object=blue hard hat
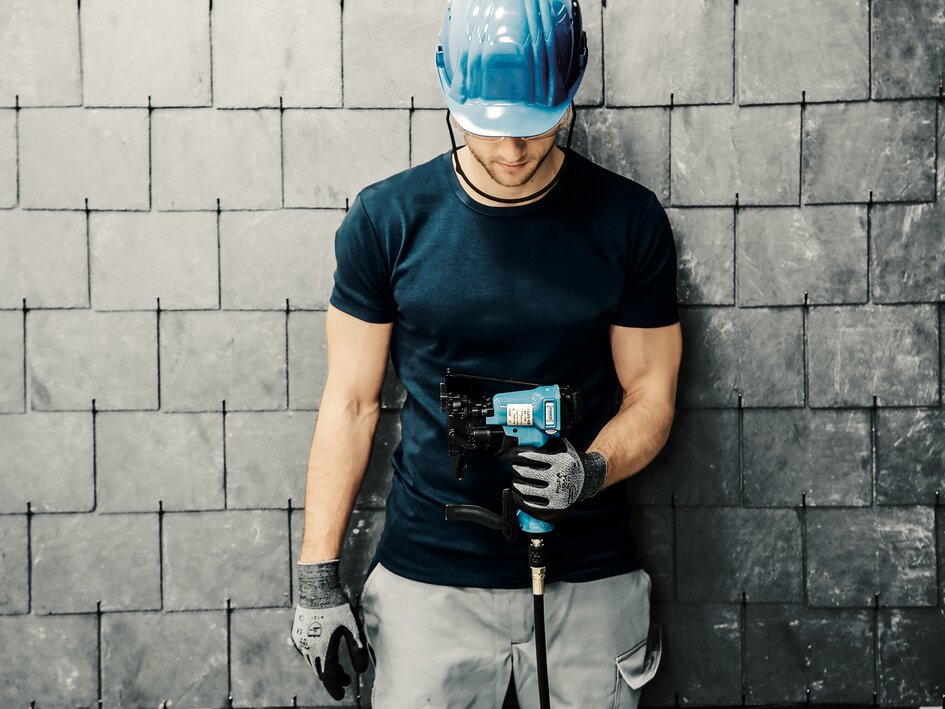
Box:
[435,0,588,138]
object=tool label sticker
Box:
[544,401,556,427]
[507,404,533,426]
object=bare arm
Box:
[297,304,394,563]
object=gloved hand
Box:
[501,436,608,522]
[288,559,370,701]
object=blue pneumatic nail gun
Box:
[438,368,583,709]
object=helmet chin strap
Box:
[446,105,577,205]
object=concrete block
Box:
[737,206,868,306]
[101,610,227,709]
[807,304,939,407]
[743,409,871,507]
[342,0,443,109]
[0,310,23,412]
[677,307,805,407]
[871,199,945,303]
[676,507,803,602]
[32,512,161,613]
[152,108,282,210]
[213,0,341,108]
[806,506,937,607]
[355,409,398,510]
[672,104,800,206]
[284,109,410,208]
[90,211,219,310]
[230,607,359,708]
[0,209,88,308]
[96,411,224,512]
[878,607,945,706]
[738,0,869,104]
[646,601,741,707]
[626,506,674,602]
[577,0,603,107]
[82,0,210,106]
[0,0,81,106]
[20,108,149,209]
[226,410,313,509]
[288,310,328,410]
[571,107,670,203]
[0,614,97,707]
[803,101,935,203]
[28,310,158,411]
[163,509,289,609]
[159,311,286,411]
[670,207,734,305]
[220,208,341,309]
[410,108,453,167]
[604,0,733,106]
[876,408,945,505]
[0,412,93,513]
[0,515,28,613]
[871,0,945,99]
[744,604,873,705]
[0,109,14,206]
[628,409,739,506]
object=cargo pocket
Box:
[613,622,662,709]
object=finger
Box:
[342,624,370,674]
[511,486,549,512]
[511,466,549,489]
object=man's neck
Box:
[453,146,565,208]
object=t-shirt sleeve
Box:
[328,193,396,324]
[611,192,680,328]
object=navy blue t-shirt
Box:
[329,146,679,589]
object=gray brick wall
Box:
[0,0,942,707]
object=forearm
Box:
[298,395,381,563]
[585,394,674,491]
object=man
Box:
[289,0,682,707]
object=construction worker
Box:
[289,0,682,706]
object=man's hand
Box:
[500,436,608,522]
[288,559,370,700]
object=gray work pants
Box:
[360,561,662,708]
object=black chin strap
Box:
[446,104,577,204]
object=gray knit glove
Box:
[288,559,369,701]
[501,436,608,522]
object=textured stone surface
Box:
[0,210,88,308]
[738,0,869,104]
[159,311,286,411]
[676,307,805,407]
[870,198,945,303]
[0,310,23,413]
[0,109,13,207]
[220,209,340,309]
[571,107,670,203]
[355,409,398,510]
[0,614,97,707]
[676,508,803,602]
[876,408,945,504]
[163,509,289,609]
[0,412,93,513]
[0,0,81,106]
[90,211,218,310]
[736,206,868,306]
[226,410,313,509]
[806,506,937,607]
[213,0,341,108]
[32,512,161,613]
[807,304,939,407]
[878,607,945,706]
[410,108,454,167]
[576,0,603,107]
[626,506,674,602]
[20,108,149,209]
[871,0,945,99]
[646,602,742,707]
[287,310,329,410]
[28,310,158,411]
[803,101,936,203]
[96,411,224,512]
[628,409,739,506]
[284,109,410,208]
[0,515,28,613]
[604,0,733,106]
[672,104,800,206]
[744,604,873,704]
[101,610,227,708]
[152,108,282,210]
[670,207,734,305]
[82,0,210,107]
[742,409,872,507]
